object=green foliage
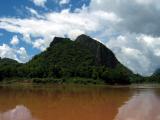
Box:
[146,75,160,83]
[0,58,22,80]
[100,64,131,84]
[0,35,135,84]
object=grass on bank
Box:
[0,77,106,85]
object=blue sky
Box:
[1,0,160,76]
[0,0,90,16]
[0,0,90,57]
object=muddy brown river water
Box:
[0,85,160,120]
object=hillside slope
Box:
[0,34,133,84]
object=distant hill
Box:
[147,69,160,83]
[0,58,20,66]
[0,34,134,84]
[153,69,160,76]
[0,58,22,80]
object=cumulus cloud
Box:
[135,0,160,5]
[33,38,47,51]
[26,7,43,18]
[0,44,29,63]
[32,0,47,7]
[88,0,160,76]
[90,0,160,36]
[0,8,121,51]
[18,47,30,63]
[59,0,70,5]
[107,34,160,76]
[10,35,19,45]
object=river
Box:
[0,84,159,120]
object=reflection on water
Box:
[0,105,35,120]
[0,85,160,120]
[0,85,133,120]
[115,89,160,120]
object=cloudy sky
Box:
[0,0,160,76]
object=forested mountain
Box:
[0,58,22,80]
[147,69,160,83]
[0,34,134,84]
[153,69,160,76]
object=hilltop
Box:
[0,34,134,84]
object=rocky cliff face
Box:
[50,37,71,47]
[75,34,119,68]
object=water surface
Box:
[0,85,160,120]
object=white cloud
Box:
[0,8,121,51]
[32,0,47,7]
[137,35,160,49]
[33,38,47,51]
[18,47,30,63]
[10,35,19,45]
[91,10,122,23]
[135,0,160,5]
[26,7,43,18]
[90,0,160,36]
[0,44,17,60]
[87,0,160,76]
[68,29,85,39]
[59,0,70,5]
[107,34,160,76]
[0,44,29,63]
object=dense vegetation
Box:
[0,34,154,85]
